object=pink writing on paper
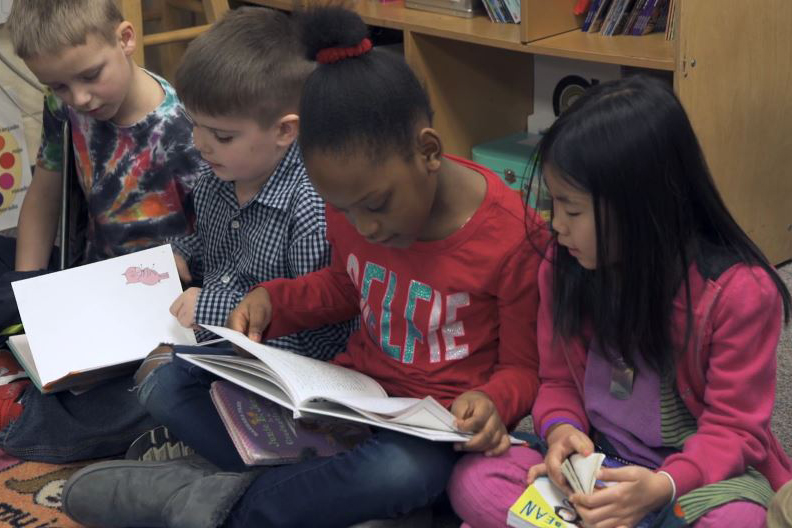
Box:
[123,266,170,286]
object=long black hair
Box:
[296,6,433,160]
[535,75,790,373]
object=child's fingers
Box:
[169,295,182,317]
[246,304,270,342]
[597,466,642,482]
[484,432,511,457]
[526,462,547,484]
[226,308,248,334]
[568,433,594,456]
[450,397,474,424]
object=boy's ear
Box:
[417,127,442,172]
[116,21,137,57]
[275,114,300,147]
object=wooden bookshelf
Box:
[238,0,791,262]
[526,30,674,71]
[248,0,673,69]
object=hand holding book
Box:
[529,423,596,495]
[567,465,674,528]
[508,452,605,528]
[451,390,511,456]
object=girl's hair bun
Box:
[297,5,369,61]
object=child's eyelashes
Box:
[366,194,391,213]
[81,67,102,82]
[214,134,234,144]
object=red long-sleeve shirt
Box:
[260,158,545,427]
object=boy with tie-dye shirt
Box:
[0,0,201,464]
[35,75,200,263]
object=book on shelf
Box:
[480,0,518,24]
[210,379,371,466]
[587,0,612,33]
[180,324,524,444]
[507,453,605,528]
[582,0,671,37]
[8,245,196,393]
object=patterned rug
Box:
[0,449,86,528]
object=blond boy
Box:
[0,0,202,463]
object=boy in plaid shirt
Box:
[123,7,354,465]
[166,7,352,358]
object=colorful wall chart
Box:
[0,89,32,231]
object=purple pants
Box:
[447,446,767,528]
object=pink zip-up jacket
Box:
[532,250,792,497]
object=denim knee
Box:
[363,434,458,509]
[136,360,180,418]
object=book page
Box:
[567,453,606,494]
[200,325,387,405]
[180,354,298,412]
[6,335,40,389]
[324,395,458,431]
[12,245,196,386]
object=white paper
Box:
[0,0,12,24]
[0,86,32,231]
[12,245,196,386]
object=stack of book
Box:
[581,0,672,38]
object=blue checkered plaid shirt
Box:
[171,142,353,359]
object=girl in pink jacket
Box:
[447,75,792,528]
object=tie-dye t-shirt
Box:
[36,71,201,262]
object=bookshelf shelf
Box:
[238,0,791,262]
[526,30,674,71]
[247,0,671,66]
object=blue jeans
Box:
[0,375,158,462]
[139,345,461,527]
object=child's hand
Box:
[569,466,673,528]
[450,390,510,456]
[529,423,594,495]
[170,287,201,328]
[174,253,192,284]
[227,287,272,342]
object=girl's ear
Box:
[117,22,137,57]
[275,114,300,147]
[417,127,442,172]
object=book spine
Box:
[497,0,514,24]
[630,0,656,35]
[504,0,521,24]
[211,385,257,465]
[588,0,612,33]
[581,0,600,31]
[481,0,498,23]
[622,0,645,34]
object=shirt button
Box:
[231,220,241,229]
[220,274,231,284]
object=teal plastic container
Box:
[471,132,549,218]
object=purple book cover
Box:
[631,0,658,35]
[210,380,371,466]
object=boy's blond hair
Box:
[175,7,315,127]
[7,0,124,59]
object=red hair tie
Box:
[316,38,373,65]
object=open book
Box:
[507,453,605,528]
[8,245,197,393]
[180,324,522,443]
